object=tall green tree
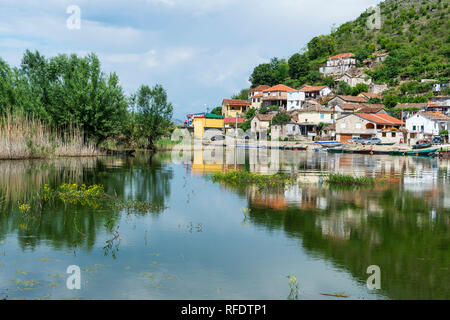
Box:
[288,53,310,80]
[134,84,173,150]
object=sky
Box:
[0,0,378,120]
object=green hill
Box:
[248,0,449,100]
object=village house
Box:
[336,69,372,87]
[271,115,302,140]
[250,114,274,139]
[427,96,450,115]
[191,113,225,138]
[222,99,251,118]
[358,92,382,101]
[328,95,368,108]
[224,117,245,134]
[319,53,356,76]
[262,84,296,110]
[405,112,450,138]
[286,90,305,112]
[369,83,388,94]
[355,104,387,114]
[335,113,404,144]
[248,85,270,110]
[294,105,337,138]
[300,85,332,99]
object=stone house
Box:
[250,114,274,139]
[319,53,356,76]
[328,95,368,108]
[335,113,404,143]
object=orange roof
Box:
[263,84,296,92]
[356,113,404,125]
[337,103,362,111]
[329,53,355,60]
[222,99,251,106]
[249,85,270,93]
[300,85,327,92]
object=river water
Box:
[0,149,448,300]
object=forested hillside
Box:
[248,0,449,100]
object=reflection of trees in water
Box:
[247,185,450,300]
[0,153,173,251]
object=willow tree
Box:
[134,84,173,150]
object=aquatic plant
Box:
[326,174,375,186]
[286,275,300,300]
[211,171,294,189]
[18,203,31,213]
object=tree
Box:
[259,106,269,114]
[272,113,291,125]
[249,63,276,87]
[232,88,249,100]
[211,107,222,115]
[352,83,369,96]
[288,53,310,80]
[307,35,335,60]
[245,107,256,119]
[134,84,173,150]
[337,81,353,95]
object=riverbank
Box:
[0,114,103,160]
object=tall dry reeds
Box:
[0,112,103,160]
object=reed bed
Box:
[0,113,103,160]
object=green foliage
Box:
[272,113,291,125]
[211,170,294,190]
[239,119,251,131]
[211,106,222,115]
[245,107,256,119]
[288,53,309,79]
[326,174,375,186]
[232,88,250,100]
[132,84,173,150]
[259,106,269,114]
[337,81,353,95]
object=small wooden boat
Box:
[327,148,346,154]
[412,143,432,150]
[406,148,438,156]
[378,142,395,146]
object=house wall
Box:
[193,118,224,138]
[222,104,246,118]
[335,115,376,137]
[250,118,270,134]
[287,91,305,112]
[297,112,335,125]
[406,114,449,136]
[338,75,372,87]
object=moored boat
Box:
[412,143,432,150]
[406,148,438,156]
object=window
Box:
[320,113,325,120]
[355,123,361,129]
[340,123,346,129]
[421,125,424,132]
[412,125,416,131]
[391,132,396,137]
[382,132,386,137]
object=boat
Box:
[412,143,432,150]
[327,148,346,154]
[389,150,407,156]
[406,148,438,156]
[378,142,395,146]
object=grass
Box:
[154,137,181,151]
[0,112,102,160]
[326,174,375,186]
[211,170,294,189]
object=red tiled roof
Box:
[356,113,404,125]
[300,105,334,113]
[249,85,270,93]
[336,95,368,103]
[419,112,450,121]
[224,118,245,124]
[329,53,355,60]
[222,99,251,106]
[255,114,274,121]
[356,105,385,113]
[263,84,296,92]
[300,85,327,92]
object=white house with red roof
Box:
[286,85,332,112]
[319,53,356,76]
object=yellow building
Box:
[222,99,251,118]
[192,113,225,138]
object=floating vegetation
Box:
[286,275,300,300]
[211,171,294,189]
[113,200,167,214]
[325,174,376,186]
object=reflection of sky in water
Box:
[0,151,448,300]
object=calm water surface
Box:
[0,149,449,300]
